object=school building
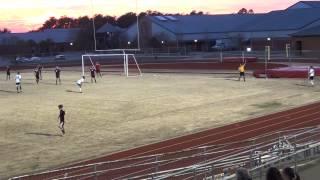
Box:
[117,1,320,52]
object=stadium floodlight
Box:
[267,37,271,41]
[246,47,252,52]
[70,42,73,46]
[194,39,198,43]
[161,41,165,44]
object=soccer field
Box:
[1,69,320,178]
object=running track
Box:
[13,101,320,179]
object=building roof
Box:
[291,25,320,37]
[145,7,320,36]
[0,28,80,44]
[237,8,320,32]
[147,14,263,34]
[302,1,320,8]
[288,1,320,9]
[97,23,124,33]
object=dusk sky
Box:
[0,0,301,33]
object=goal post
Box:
[81,53,142,77]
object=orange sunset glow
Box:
[0,0,301,32]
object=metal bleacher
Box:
[10,126,320,180]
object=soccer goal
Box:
[81,52,142,77]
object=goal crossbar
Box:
[81,53,142,77]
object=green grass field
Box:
[1,69,320,178]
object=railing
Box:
[9,126,320,180]
[1,49,320,68]
[152,126,320,180]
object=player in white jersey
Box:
[15,72,22,93]
[308,66,315,86]
[76,76,85,93]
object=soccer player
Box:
[58,104,66,135]
[34,69,40,84]
[95,62,102,77]
[238,62,246,82]
[55,66,61,85]
[76,76,85,93]
[90,66,97,83]
[308,66,315,86]
[38,64,43,80]
[15,72,22,93]
[6,66,10,80]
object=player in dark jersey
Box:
[38,64,43,80]
[90,66,97,83]
[34,69,40,84]
[55,66,61,85]
[6,66,11,80]
[58,104,66,135]
[95,62,102,77]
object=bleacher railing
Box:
[9,126,320,180]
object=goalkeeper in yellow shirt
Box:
[238,62,246,82]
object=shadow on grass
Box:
[295,83,312,87]
[23,82,35,85]
[66,89,82,93]
[41,82,59,85]
[0,89,18,93]
[224,78,240,82]
[25,132,63,137]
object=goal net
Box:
[81,53,142,77]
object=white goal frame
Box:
[81,53,142,77]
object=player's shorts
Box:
[309,76,314,80]
[76,83,82,88]
[91,74,95,78]
[56,74,60,78]
[240,72,245,76]
[7,72,10,75]
[16,82,20,86]
[96,70,101,73]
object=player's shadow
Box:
[295,83,311,87]
[224,78,240,82]
[25,132,62,137]
[0,89,17,93]
[41,82,59,85]
[66,89,82,93]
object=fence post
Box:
[294,135,297,171]
[203,147,207,163]
[94,164,97,180]
[250,139,256,168]
[211,164,215,180]
[155,155,159,175]
[220,50,223,63]
[278,132,281,169]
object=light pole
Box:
[242,47,252,64]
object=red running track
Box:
[14,101,320,180]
